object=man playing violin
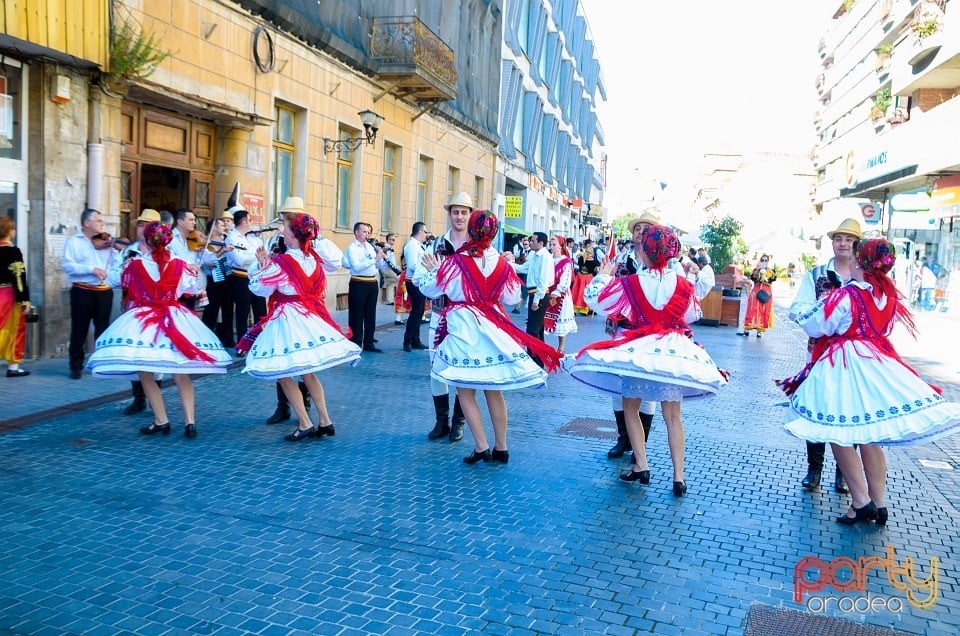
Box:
[62,209,118,379]
[169,208,205,310]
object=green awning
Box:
[502,223,528,235]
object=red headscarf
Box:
[143,221,173,269]
[640,225,680,271]
[457,209,498,257]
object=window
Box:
[513,100,524,156]
[447,166,460,200]
[0,66,23,160]
[336,127,356,228]
[474,176,484,209]
[416,156,433,226]
[381,143,398,232]
[272,104,296,217]
[518,0,530,54]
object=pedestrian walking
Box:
[0,217,31,377]
[739,254,776,338]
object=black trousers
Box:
[348,278,380,348]
[403,279,427,346]
[526,293,547,341]
[232,275,266,344]
[69,286,114,372]
[202,279,235,347]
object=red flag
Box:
[606,229,617,262]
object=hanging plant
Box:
[912,17,941,39]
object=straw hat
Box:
[279,196,306,214]
[444,191,474,211]
[219,209,234,220]
[827,217,863,240]
[136,209,161,224]
[629,210,662,233]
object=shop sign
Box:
[845,140,911,188]
[242,193,265,225]
[505,195,523,219]
[860,202,880,225]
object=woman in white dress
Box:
[243,213,361,441]
[419,210,563,464]
[545,235,578,354]
[566,225,727,495]
[87,222,232,438]
[780,238,960,526]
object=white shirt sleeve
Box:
[314,237,343,272]
[797,291,852,338]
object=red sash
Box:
[123,259,215,362]
[434,254,563,373]
[544,257,572,332]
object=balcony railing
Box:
[370,16,457,104]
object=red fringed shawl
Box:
[577,275,695,358]
[123,258,215,362]
[776,285,936,396]
[434,253,563,373]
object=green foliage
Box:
[801,253,817,272]
[109,15,171,82]
[876,43,894,55]
[912,17,940,39]
[843,0,856,12]
[700,216,746,273]
[610,215,633,241]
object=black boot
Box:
[299,381,311,412]
[428,394,451,440]
[639,412,653,442]
[802,441,825,490]
[124,382,147,415]
[833,466,848,494]
[607,411,632,458]
[449,396,465,442]
[266,382,291,425]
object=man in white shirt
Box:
[225,209,265,346]
[402,221,429,351]
[513,232,554,366]
[381,233,402,303]
[62,208,117,379]
[342,221,386,352]
[169,208,204,310]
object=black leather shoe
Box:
[801,467,822,491]
[6,369,30,377]
[184,423,197,438]
[363,346,384,353]
[833,467,848,494]
[619,469,650,484]
[140,422,171,435]
[876,507,888,526]
[837,501,877,525]
[411,342,429,350]
[315,424,336,438]
[427,422,450,440]
[464,448,491,464]
[266,407,291,425]
[394,320,403,326]
[491,449,509,464]
[284,426,315,441]
[124,398,147,416]
[448,423,464,442]
[70,369,82,379]
[673,481,688,496]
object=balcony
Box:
[370,16,457,112]
[889,0,960,95]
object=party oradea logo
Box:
[794,545,938,613]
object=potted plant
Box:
[875,44,894,72]
[912,16,941,39]
[871,88,891,121]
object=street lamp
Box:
[323,109,385,156]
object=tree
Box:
[610,214,633,241]
[700,216,747,272]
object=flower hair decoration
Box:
[640,224,680,270]
[855,237,896,275]
[143,221,173,249]
[288,213,319,245]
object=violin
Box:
[186,229,208,251]
[91,232,115,249]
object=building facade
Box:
[495,0,607,249]
[1,0,503,358]
[813,0,960,277]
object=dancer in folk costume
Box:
[740,254,777,337]
[544,235,578,354]
[418,210,563,465]
[87,222,232,438]
[566,226,728,496]
[571,238,600,316]
[0,217,31,376]
[779,238,960,526]
[243,213,361,441]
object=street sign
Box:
[505,195,522,219]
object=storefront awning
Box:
[839,165,919,199]
[502,223,528,235]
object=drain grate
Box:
[744,603,911,636]
[556,417,618,440]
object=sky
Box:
[579,0,837,216]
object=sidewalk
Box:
[1,289,958,634]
